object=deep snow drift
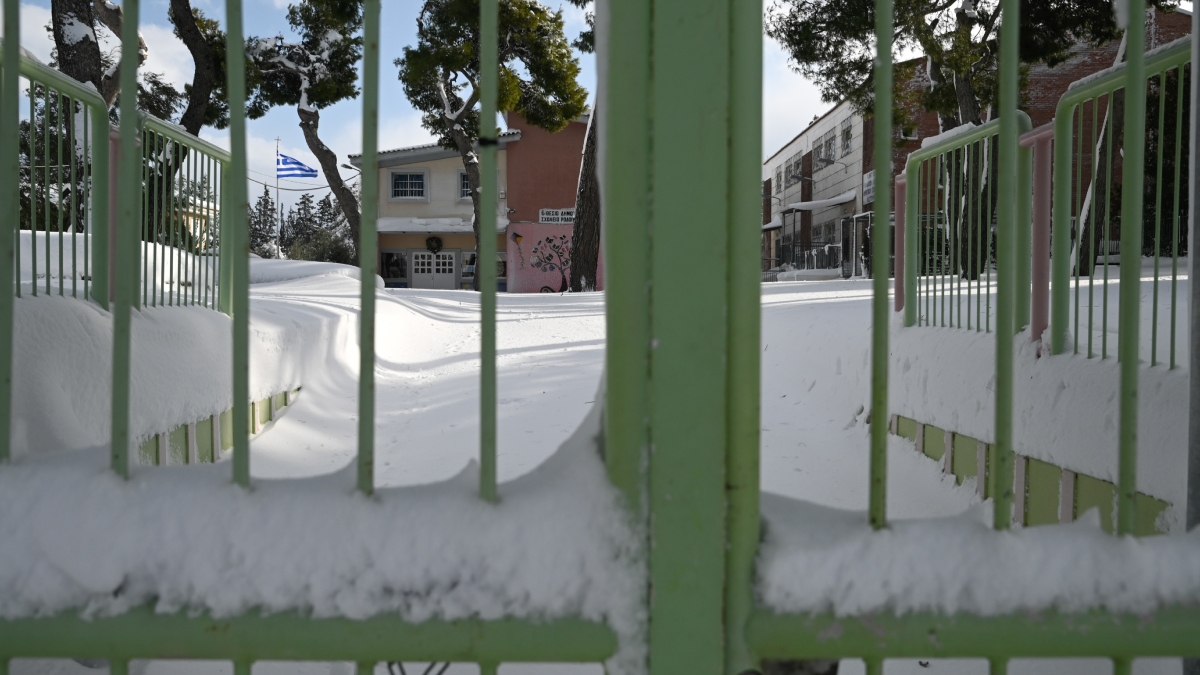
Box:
[7,267,1196,675]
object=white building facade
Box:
[763,100,870,275]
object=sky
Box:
[3,0,831,208]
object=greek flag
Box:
[277,153,318,179]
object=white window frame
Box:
[457,169,472,201]
[389,169,430,202]
[841,118,853,157]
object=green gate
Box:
[0,0,1198,674]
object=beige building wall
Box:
[378,232,505,251]
[375,152,509,220]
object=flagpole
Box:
[275,138,282,259]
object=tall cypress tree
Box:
[249,185,278,257]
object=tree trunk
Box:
[169,0,216,137]
[297,107,362,264]
[448,123,483,289]
[89,0,146,105]
[50,0,103,93]
[569,108,600,292]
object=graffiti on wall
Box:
[506,224,574,293]
[531,234,572,293]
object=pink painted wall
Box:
[506,223,574,293]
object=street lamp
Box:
[341,163,362,174]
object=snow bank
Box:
[250,258,382,288]
[0,404,645,674]
[19,232,218,297]
[889,322,1187,524]
[758,493,1200,617]
[10,267,368,456]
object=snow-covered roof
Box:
[377,217,508,235]
[784,189,857,212]
[348,131,522,167]
[762,214,782,231]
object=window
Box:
[391,171,426,199]
[412,252,433,274]
[774,167,783,194]
[784,153,802,188]
[813,129,838,170]
[381,251,407,279]
[461,251,477,279]
[459,171,472,200]
[841,118,853,156]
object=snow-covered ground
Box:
[8,264,1195,675]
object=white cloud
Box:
[327,110,436,158]
[140,22,195,91]
[0,3,55,64]
[761,37,829,162]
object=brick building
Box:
[351,112,590,292]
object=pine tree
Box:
[316,195,340,232]
[249,186,278,257]
[396,0,589,266]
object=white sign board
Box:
[862,170,875,205]
[540,208,576,224]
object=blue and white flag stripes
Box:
[277,153,318,179]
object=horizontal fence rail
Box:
[1,0,1199,674]
[1051,38,1192,368]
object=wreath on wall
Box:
[425,236,443,253]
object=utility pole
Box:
[275,137,283,259]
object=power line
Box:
[247,175,334,192]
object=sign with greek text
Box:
[539,208,575,224]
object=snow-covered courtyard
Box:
[7,261,1196,675]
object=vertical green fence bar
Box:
[1117,0,1147,535]
[1051,102,1073,355]
[869,0,893,530]
[991,0,1019,530]
[0,0,19,464]
[603,0,652,512]
[219,163,232,315]
[1016,140,1033,333]
[723,0,762,672]
[357,0,380,496]
[478,0,498,504]
[90,111,109,309]
[648,0,730,673]
[905,157,918,327]
[112,0,143,478]
[226,0,251,488]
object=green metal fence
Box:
[1051,39,1192,368]
[9,48,110,305]
[1,0,1199,674]
[900,114,1033,332]
[138,114,229,312]
[2,49,230,314]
